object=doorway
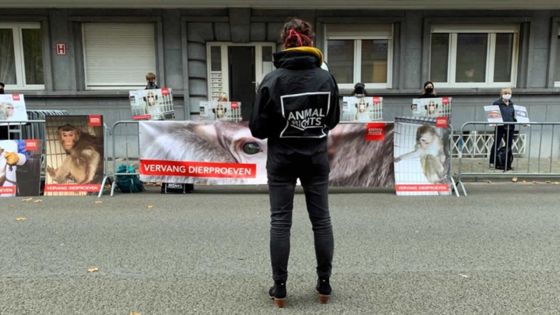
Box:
[228,46,255,120]
[207,43,275,121]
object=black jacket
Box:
[492,98,516,122]
[250,47,340,157]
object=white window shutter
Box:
[83,23,156,89]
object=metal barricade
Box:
[108,120,141,196]
[455,121,560,196]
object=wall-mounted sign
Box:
[56,43,66,55]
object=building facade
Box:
[1,2,560,154]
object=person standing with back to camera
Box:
[489,88,516,170]
[250,17,340,308]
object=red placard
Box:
[365,122,385,141]
[436,116,449,129]
[25,139,39,152]
[88,115,102,127]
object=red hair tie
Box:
[287,29,303,47]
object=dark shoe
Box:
[316,278,331,304]
[269,281,286,308]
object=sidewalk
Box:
[1,182,559,314]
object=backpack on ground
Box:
[115,164,144,193]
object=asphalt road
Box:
[1,182,560,314]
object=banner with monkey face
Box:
[0,94,28,125]
[44,115,105,196]
[341,96,383,122]
[138,120,395,188]
[393,117,451,196]
[199,101,243,122]
[0,139,42,197]
[411,97,452,118]
[129,88,175,120]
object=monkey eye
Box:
[242,142,261,155]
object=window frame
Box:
[325,24,393,90]
[0,22,45,90]
[81,22,158,90]
[430,24,519,89]
[554,27,560,88]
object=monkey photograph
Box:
[199,101,243,122]
[0,94,28,124]
[44,116,104,196]
[484,105,503,123]
[129,88,175,121]
[341,96,383,122]
[139,120,395,187]
[393,117,451,195]
[411,97,451,118]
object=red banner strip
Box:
[365,122,385,141]
[44,184,101,192]
[395,184,450,192]
[133,114,152,120]
[140,160,257,179]
[0,187,16,195]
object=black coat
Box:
[250,47,340,158]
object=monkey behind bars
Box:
[47,124,103,184]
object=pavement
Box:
[1,182,560,314]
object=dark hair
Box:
[0,82,5,88]
[353,82,366,96]
[281,17,314,48]
[423,81,434,89]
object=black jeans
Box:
[489,124,515,168]
[267,152,334,282]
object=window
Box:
[430,25,519,88]
[555,28,560,87]
[0,23,44,90]
[83,23,156,90]
[325,24,393,89]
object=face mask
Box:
[502,94,512,101]
[425,87,433,93]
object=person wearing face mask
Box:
[489,88,516,170]
[419,81,436,98]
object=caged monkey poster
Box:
[129,88,175,120]
[341,96,383,122]
[44,115,105,196]
[393,117,451,196]
[0,94,28,125]
[199,101,243,122]
[138,120,395,188]
[0,139,42,197]
[411,97,452,118]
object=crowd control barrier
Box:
[109,120,141,196]
[455,121,560,196]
